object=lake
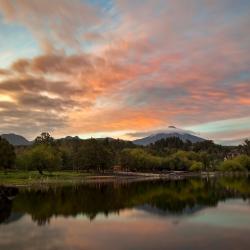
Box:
[1,176,250,250]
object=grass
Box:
[0,170,92,186]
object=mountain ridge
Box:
[0,133,32,146]
[133,132,205,146]
[1,130,248,146]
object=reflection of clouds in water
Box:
[1,178,250,249]
[0,183,250,250]
[2,177,250,226]
[188,199,250,229]
[0,215,65,250]
[2,206,250,250]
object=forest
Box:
[0,132,250,174]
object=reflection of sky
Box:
[187,199,250,229]
[1,199,250,250]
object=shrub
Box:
[120,148,162,171]
[218,160,246,172]
[168,151,195,171]
[190,162,204,172]
[234,155,250,170]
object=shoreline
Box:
[0,170,249,188]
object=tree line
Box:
[0,132,250,173]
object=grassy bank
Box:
[0,170,177,186]
[0,171,93,186]
[1,170,249,186]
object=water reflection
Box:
[0,187,18,224]
[1,177,250,250]
[1,176,250,225]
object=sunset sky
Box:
[0,0,250,143]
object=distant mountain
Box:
[133,126,205,146]
[0,133,31,146]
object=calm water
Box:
[1,176,250,250]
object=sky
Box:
[0,0,250,143]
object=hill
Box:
[0,134,32,146]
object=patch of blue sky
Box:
[217,70,250,89]
[185,116,250,134]
[78,0,121,53]
[237,71,250,81]
[0,15,39,68]
[85,0,113,10]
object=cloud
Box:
[0,0,250,139]
[0,68,11,75]
[0,77,82,96]
[185,116,250,141]
[0,0,103,51]
[11,59,30,73]
[0,108,67,140]
[84,32,105,42]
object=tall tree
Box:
[35,132,55,146]
[241,139,250,156]
[77,139,113,171]
[0,137,16,171]
[16,145,61,174]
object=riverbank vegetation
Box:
[1,132,250,174]
[0,171,92,185]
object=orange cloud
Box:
[238,98,250,105]
[0,0,250,140]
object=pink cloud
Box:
[0,0,249,139]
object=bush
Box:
[234,155,250,170]
[120,149,208,172]
[120,148,162,171]
[218,160,246,172]
[190,162,204,172]
[168,151,195,171]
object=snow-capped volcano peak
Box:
[133,126,205,146]
[148,126,194,137]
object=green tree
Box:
[120,148,162,171]
[16,145,61,174]
[190,162,204,172]
[234,155,250,170]
[77,139,113,171]
[0,137,16,171]
[241,140,250,156]
[34,132,55,146]
[150,137,185,154]
[199,152,213,171]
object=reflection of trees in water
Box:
[0,186,18,223]
[0,196,11,223]
[1,177,250,226]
